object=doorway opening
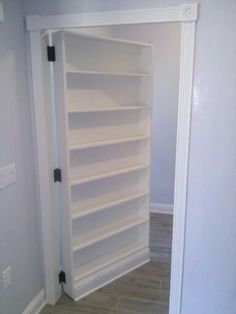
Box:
[27,4,197,314]
[42,22,180,314]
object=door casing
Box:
[26,4,198,314]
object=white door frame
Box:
[26,4,198,313]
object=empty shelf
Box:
[73,216,147,252]
[74,242,148,281]
[69,135,150,151]
[68,105,151,113]
[72,191,149,220]
[66,70,152,77]
[70,164,149,186]
[65,30,153,48]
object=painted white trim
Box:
[26,4,198,31]
[71,247,149,301]
[150,203,173,214]
[28,31,62,305]
[169,21,196,314]
[22,289,46,314]
[26,4,198,313]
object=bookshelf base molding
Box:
[72,246,150,301]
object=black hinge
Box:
[54,168,62,182]
[47,46,56,62]
[59,271,66,284]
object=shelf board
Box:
[74,242,148,281]
[73,216,147,252]
[66,70,152,77]
[68,105,151,113]
[70,164,149,186]
[65,30,153,48]
[69,135,150,151]
[72,191,149,220]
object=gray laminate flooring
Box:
[41,213,173,314]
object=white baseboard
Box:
[150,202,173,214]
[22,289,46,314]
[70,246,150,301]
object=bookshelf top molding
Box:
[26,3,198,31]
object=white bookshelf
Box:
[52,30,153,300]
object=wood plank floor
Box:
[41,213,173,314]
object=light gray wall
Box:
[110,23,180,206]
[182,1,236,313]
[23,1,236,314]
[0,0,43,313]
